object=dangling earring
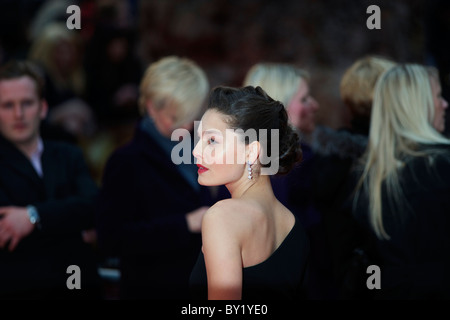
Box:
[247,161,252,180]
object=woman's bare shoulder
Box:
[203,199,256,233]
[207,198,260,217]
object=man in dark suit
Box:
[0,60,101,299]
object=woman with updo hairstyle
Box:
[189,86,310,300]
[244,62,333,299]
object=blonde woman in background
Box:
[28,22,95,140]
[310,55,396,299]
[29,23,85,100]
[339,55,397,136]
[244,63,319,135]
[96,56,225,299]
[349,64,450,299]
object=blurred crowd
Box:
[0,0,449,301]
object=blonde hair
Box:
[139,56,209,127]
[243,63,309,109]
[341,55,396,118]
[28,22,85,96]
[356,64,450,239]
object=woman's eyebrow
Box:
[198,129,222,137]
[204,129,222,135]
[197,127,223,137]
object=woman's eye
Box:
[208,137,216,144]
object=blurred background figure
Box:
[28,22,96,142]
[309,55,396,298]
[96,55,223,299]
[244,63,319,138]
[339,64,450,299]
[29,22,96,143]
[312,55,396,213]
[425,0,450,136]
[339,55,397,137]
[84,26,142,127]
[243,62,332,299]
[80,0,143,186]
[0,60,101,299]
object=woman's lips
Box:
[197,164,209,174]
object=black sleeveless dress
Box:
[189,216,310,300]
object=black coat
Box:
[337,144,450,299]
[0,136,101,299]
[96,125,220,299]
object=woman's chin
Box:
[197,176,221,187]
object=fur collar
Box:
[310,125,368,160]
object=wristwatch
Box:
[26,205,41,229]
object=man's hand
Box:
[0,206,34,251]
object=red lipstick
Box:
[197,164,209,174]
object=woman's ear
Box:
[247,140,261,165]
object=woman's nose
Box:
[443,98,449,109]
[311,97,319,111]
[192,140,202,163]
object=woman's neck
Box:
[226,174,273,199]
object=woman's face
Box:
[287,81,319,134]
[193,109,247,186]
[147,100,195,138]
[430,76,448,133]
[148,102,179,138]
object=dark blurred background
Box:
[0,0,448,183]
